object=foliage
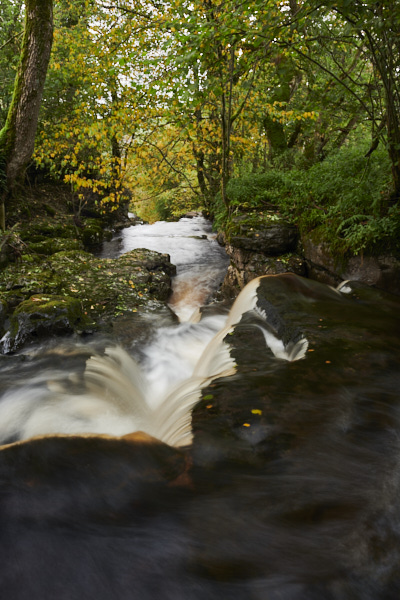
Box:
[0,0,24,128]
[215,144,397,255]
[1,0,399,254]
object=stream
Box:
[0,216,400,599]
[97,214,230,321]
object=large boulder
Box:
[302,235,400,295]
[0,248,176,353]
[218,214,304,298]
[2,294,85,352]
[221,245,306,298]
[229,215,298,255]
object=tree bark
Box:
[0,0,53,229]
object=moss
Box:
[80,224,104,248]
[225,210,285,241]
[0,296,7,335]
[0,0,53,168]
[19,221,76,241]
[42,203,57,217]
[13,294,82,319]
[0,187,175,350]
[7,293,87,351]
[28,238,83,256]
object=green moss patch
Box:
[0,246,175,351]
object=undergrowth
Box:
[215,144,399,256]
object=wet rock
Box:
[29,238,84,256]
[303,236,400,295]
[0,248,176,352]
[2,294,85,352]
[0,297,7,336]
[229,215,298,255]
[221,248,306,298]
[218,214,303,298]
[181,211,202,218]
[80,219,104,249]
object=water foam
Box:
[0,276,308,447]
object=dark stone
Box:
[2,294,85,353]
[302,236,400,295]
[181,211,201,218]
[221,240,306,298]
[81,224,104,248]
[231,221,298,255]
[0,298,7,336]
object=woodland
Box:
[0,0,399,257]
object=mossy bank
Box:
[0,183,176,353]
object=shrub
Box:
[213,143,398,255]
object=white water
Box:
[98,215,229,321]
[0,278,308,447]
[0,218,308,448]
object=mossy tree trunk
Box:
[0,0,53,230]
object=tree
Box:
[0,0,24,128]
[290,0,400,199]
[0,0,53,229]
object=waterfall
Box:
[1,215,400,600]
[0,275,308,447]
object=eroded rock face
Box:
[220,214,400,299]
[302,236,400,295]
[218,217,305,297]
[221,245,306,298]
[230,221,298,255]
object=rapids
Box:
[0,215,400,599]
[97,215,229,321]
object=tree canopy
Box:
[0,0,399,252]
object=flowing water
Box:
[0,216,400,599]
[97,215,230,321]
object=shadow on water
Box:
[0,215,399,598]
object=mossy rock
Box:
[0,297,7,336]
[80,224,104,248]
[225,213,298,255]
[0,244,176,351]
[28,238,84,256]
[51,249,93,263]
[42,203,57,217]
[19,221,76,241]
[3,294,87,352]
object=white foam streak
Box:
[0,275,309,447]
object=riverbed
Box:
[0,216,399,599]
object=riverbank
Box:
[1,180,399,354]
[0,183,176,352]
[217,211,400,298]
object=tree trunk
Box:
[0,0,53,229]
